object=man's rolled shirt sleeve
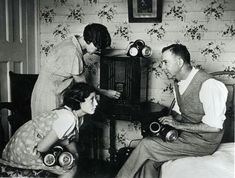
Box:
[200,79,228,129]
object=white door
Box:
[0,0,39,139]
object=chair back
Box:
[211,71,235,143]
[8,71,38,134]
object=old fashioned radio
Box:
[99,52,151,116]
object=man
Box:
[115,44,228,178]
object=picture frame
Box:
[128,0,162,23]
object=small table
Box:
[96,101,168,163]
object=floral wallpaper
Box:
[204,0,226,20]
[165,0,187,21]
[39,0,235,160]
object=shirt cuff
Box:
[201,115,225,129]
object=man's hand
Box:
[158,115,180,129]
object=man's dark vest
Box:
[174,70,224,143]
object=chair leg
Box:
[0,117,6,156]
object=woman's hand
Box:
[73,74,86,83]
[37,130,59,153]
[158,115,180,129]
[102,89,121,99]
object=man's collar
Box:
[178,67,199,84]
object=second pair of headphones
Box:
[127,39,152,57]
[42,145,75,169]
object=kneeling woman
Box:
[1,82,98,178]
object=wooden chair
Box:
[0,71,39,175]
[0,121,6,155]
[210,71,235,143]
[0,71,38,135]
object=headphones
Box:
[127,39,152,57]
[43,145,75,169]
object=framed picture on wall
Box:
[128,0,162,23]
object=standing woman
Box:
[1,82,98,178]
[31,23,120,118]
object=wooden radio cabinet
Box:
[99,53,151,116]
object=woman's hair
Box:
[61,82,96,110]
[83,23,111,50]
[162,44,191,65]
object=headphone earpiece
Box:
[127,39,152,57]
[134,39,145,48]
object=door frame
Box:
[27,0,40,74]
